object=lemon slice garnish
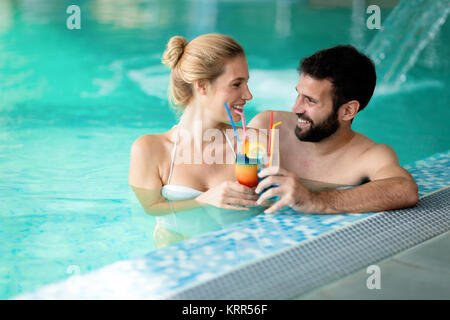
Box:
[246,142,266,159]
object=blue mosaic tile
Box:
[405,152,450,196]
[15,150,450,299]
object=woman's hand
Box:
[196,181,259,210]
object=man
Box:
[249,45,418,214]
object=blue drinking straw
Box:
[224,102,241,151]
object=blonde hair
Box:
[162,33,245,107]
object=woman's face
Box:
[205,55,253,123]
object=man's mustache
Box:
[296,113,313,124]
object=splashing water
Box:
[366,0,450,90]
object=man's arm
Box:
[312,176,418,214]
[256,144,419,214]
[248,110,293,130]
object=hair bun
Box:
[162,36,188,69]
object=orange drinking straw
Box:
[268,111,273,157]
[269,121,282,167]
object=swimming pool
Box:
[1,0,449,299]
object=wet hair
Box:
[298,44,376,113]
[162,33,245,107]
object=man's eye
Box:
[232,82,241,87]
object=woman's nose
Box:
[243,84,253,101]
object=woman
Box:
[129,34,263,214]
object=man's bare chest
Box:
[279,140,367,186]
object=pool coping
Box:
[167,186,449,299]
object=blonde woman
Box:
[129,34,263,214]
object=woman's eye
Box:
[232,82,241,87]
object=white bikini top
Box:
[161,125,236,201]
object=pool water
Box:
[1,0,449,299]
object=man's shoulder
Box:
[355,134,399,166]
[346,133,406,182]
[344,132,397,166]
[366,143,399,163]
[354,136,415,183]
[249,110,296,129]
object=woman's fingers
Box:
[197,180,259,210]
[210,181,259,209]
[227,181,257,194]
[224,196,258,207]
[222,204,249,211]
[226,188,259,201]
[223,181,258,202]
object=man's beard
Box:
[294,110,340,142]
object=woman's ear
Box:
[340,100,360,121]
[193,79,208,95]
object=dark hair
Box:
[298,45,376,113]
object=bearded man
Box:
[249,45,418,214]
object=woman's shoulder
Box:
[129,131,175,189]
[131,130,174,161]
[131,134,161,156]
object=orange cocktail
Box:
[235,154,259,188]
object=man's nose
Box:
[292,96,305,113]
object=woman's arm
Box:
[131,181,259,216]
[130,185,207,216]
[129,134,163,190]
[128,135,205,215]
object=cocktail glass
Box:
[235,153,259,188]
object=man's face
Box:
[292,74,340,142]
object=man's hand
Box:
[255,167,316,214]
[256,163,419,215]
